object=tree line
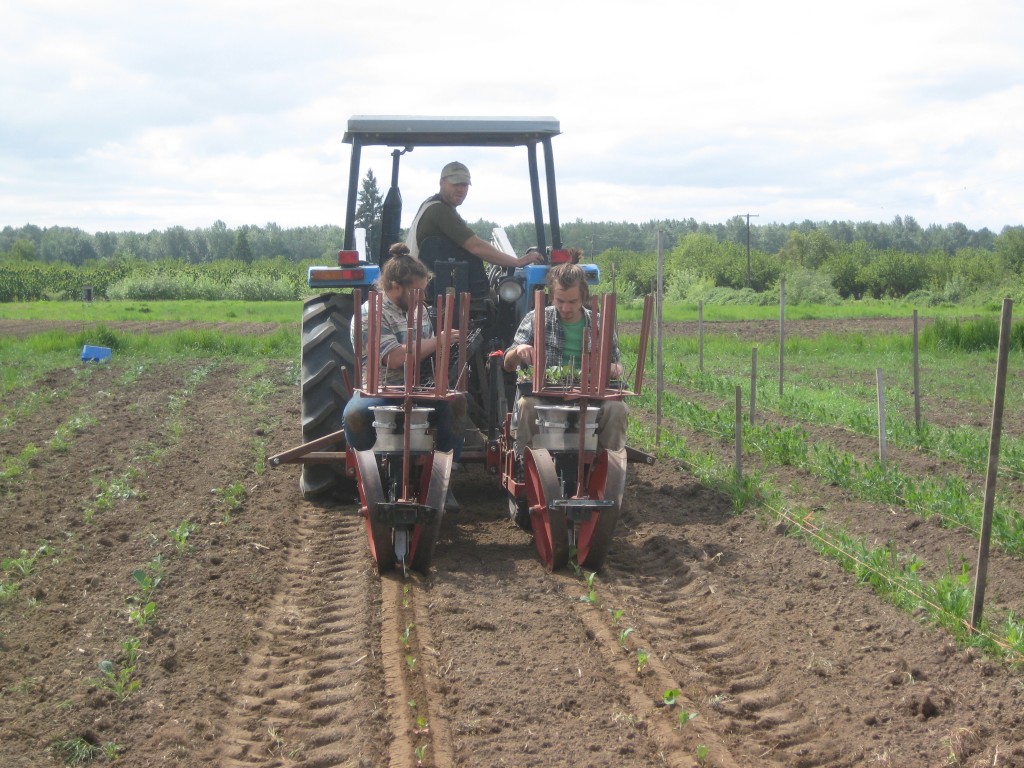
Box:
[3,207,1024,306]
[0,221,343,266]
[2,215,1017,268]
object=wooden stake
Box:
[778,277,785,398]
[655,230,665,448]
[972,298,1013,629]
[750,347,758,425]
[876,368,887,466]
[913,309,922,431]
[734,386,743,480]
[698,300,704,372]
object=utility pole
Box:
[741,213,759,289]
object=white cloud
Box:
[1,0,1022,234]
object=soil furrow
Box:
[218,509,387,768]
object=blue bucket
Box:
[81,345,112,362]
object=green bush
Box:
[778,267,841,306]
[223,274,298,301]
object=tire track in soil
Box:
[602,539,843,765]
[598,466,858,768]
[419,468,684,768]
[218,507,390,768]
[567,589,740,768]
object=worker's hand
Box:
[514,343,535,366]
[610,362,624,379]
[441,328,462,345]
[516,250,544,267]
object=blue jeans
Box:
[343,392,464,461]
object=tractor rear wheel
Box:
[300,293,357,500]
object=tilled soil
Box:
[1,318,1023,768]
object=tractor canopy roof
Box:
[343,116,560,148]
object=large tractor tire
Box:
[300,293,357,500]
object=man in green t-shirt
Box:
[407,161,543,296]
[502,263,627,454]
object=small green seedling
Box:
[568,549,582,578]
[677,710,698,728]
[128,600,156,627]
[219,481,247,513]
[662,688,682,706]
[414,716,429,735]
[91,658,140,702]
[636,649,649,675]
[696,744,710,764]
[102,742,123,760]
[131,555,164,600]
[578,570,598,604]
[610,608,625,626]
[414,744,428,765]
[169,520,198,553]
[408,699,417,709]
[2,543,52,578]
[401,623,415,647]
[618,627,634,646]
[121,637,140,666]
[405,655,417,671]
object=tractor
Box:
[269,115,652,574]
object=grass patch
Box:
[0,299,302,323]
[614,298,987,323]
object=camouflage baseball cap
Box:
[440,161,471,184]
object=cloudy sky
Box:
[2,0,1022,236]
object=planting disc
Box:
[508,493,531,531]
[411,450,452,574]
[524,448,569,571]
[577,448,627,571]
[355,449,394,572]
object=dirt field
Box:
[2,317,1024,768]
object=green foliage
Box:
[131,556,164,600]
[1,212,1019,305]
[48,736,100,765]
[356,169,384,260]
[921,316,1005,352]
[169,519,198,553]
[778,266,841,305]
[91,657,140,702]
[860,249,928,299]
[231,228,253,264]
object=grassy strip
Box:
[622,331,1024,481]
[626,412,1024,665]
[648,389,1024,559]
[0,299,302,323]
[1,325,296,367]
[613,299,986,323]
